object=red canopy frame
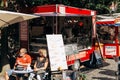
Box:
[32,4,96,16]
[31,4,96,34]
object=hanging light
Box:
[67,19,78,23]
[78,21,83,26]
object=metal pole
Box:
[55,16,57,34]
[96,34,104,61]
[55,4,58,34]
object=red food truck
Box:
[96,13,120,58]
[19,4,102,70]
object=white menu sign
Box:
[46,34,68,71]
[105,46,117,55]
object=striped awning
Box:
[96,21,115,27]
[96,13,120,27]
[96,19,120,27]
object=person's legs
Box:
[4,70,13,80]
[5,72,9,80]
[37,74,41,80]
[28,73,35,80]
[17,74,25,80]
[37,73,44,80]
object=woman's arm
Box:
[40,58,48,70]
[34,61,37,69]
[34,58,48,71]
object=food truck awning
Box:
[32,4,96,16]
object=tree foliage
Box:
[0,0,120,14]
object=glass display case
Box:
[29,16,93,54]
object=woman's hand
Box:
[34,68,39,71]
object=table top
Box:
[13,70,33,74]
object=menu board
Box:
[46,34,68,71]
[105,46,117,56]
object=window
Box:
[29,16,93,52]
[97,26,116,43]
[61,16,92,50]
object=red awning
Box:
[32,4,96,16]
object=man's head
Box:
[19,48,27,57]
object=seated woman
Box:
[29,49,49,80]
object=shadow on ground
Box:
[92,77,115,80]
[80,61,110,73]
[99,69,116,77]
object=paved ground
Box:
[81,59,118,80]
[0,59,118,80]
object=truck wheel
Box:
[71,60,80,70]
